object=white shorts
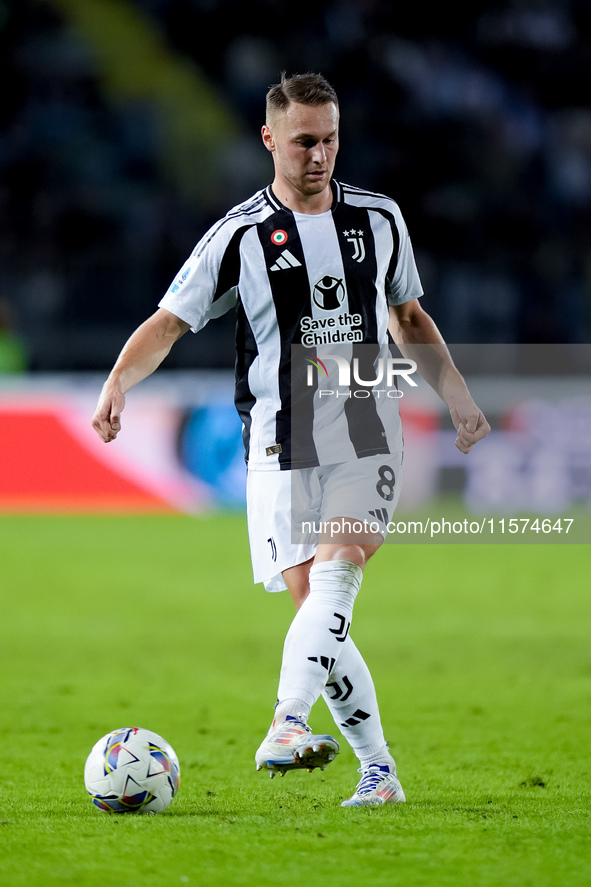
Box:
[246,452,403,593]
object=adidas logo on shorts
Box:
[369,508,389,525]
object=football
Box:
[84,727,181,814]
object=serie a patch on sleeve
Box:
[266,444,282,456]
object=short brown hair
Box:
[266,72,339,122]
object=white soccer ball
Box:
[84,727,181,814]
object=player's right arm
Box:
[91,308,190,442]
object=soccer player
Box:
[92,73,490,806]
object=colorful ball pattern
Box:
[84,727,181,814]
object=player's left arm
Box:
[388,300,491,454]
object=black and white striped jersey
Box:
[159,180,423,470]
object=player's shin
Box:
[275,560,362,719]
[322,636,396,772]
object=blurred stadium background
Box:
[0,0,590,517]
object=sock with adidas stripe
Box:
[321,635,396,770]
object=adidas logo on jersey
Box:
[270,249,302,271]
[369,508,389,525]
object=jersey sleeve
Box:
[385,203,424,307]
[158,220,243,332]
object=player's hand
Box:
[91,383,126,442]
[449,399,490,454]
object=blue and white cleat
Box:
[341,764,406,807]
[255,714,340,778]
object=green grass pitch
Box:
[0,514,589,886]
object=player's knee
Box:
[323,543,378,570]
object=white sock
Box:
[274,699,310,723]
[321,635,396,770]
[276,560,363,711]
[358,747,397,772]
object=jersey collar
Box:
[264,180,342,214]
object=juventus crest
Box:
[344,229,365,263]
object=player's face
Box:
[262,101,339,206]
